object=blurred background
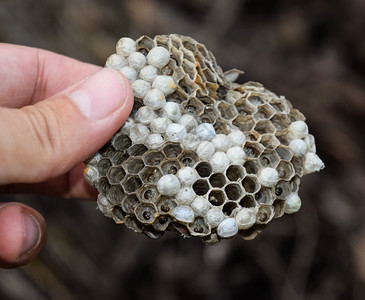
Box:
[1,0,365,299]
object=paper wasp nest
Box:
[84,34,324,244]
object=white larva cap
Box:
[303,152,325,175]
[147,46,170,68]
[129,123,150,144]
[196,123,216,141]
[289,139,308,156]
[191,196,212,215]
[284,192,301,214]
[182,133,200,151]
[228,130,246,146]
[211,134,230,152]
[258,167,279,187]
[105,54,127,69]
[196,141,215,160]
[132,79,151,99]
[119,66,137,83]
[235,208,256,230]
[226,146,246,165]
[217,218,239,238]
[157,174,181,196]
[139,65,158,83]
[166,123,187,142]
[206,207,225,228]
[162,102,182,122]
[116,37,136,56]
[176,187,196,205]
[209,152,230,172]
[179,114,198,132]
[143,89,166,110]
[152,75,176,96]
[177,166,198,186]
[288,121,309,139]
[145,133,164,149]
[171,205,195,223]
[150,117,171,133]
[135,106,157,125]
[128,51,147,70]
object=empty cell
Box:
[232,115,255,132]
[161,159,181,175]
[199,105,218,124]
[276,145,294,161]
[270,114,291,131]
[270,98,290,114]
[226,165,246,181]
[143,150,165,165]
[260,134,280,149]
[179,151,199,167]
[97,158,112,176]
[254,104,276,120]
[208,190,226,206]
[276,161,296,180]
[254,188,274,205]
[97,177,110,195]
[247,94,265,106]
[107,166,126,184]
[209,173,226,188]
[217,101,238,120]
[225,184,244,201]
[273,200,285,218]
[195,162,213,177]
[112,133,132,151]
[259,149,280,168]
[193,179,210,196]
[106,186,125,205]
[110,151,129,166]
[239,195,256,208]
[242,175,260,193]
[244,142,264,158]
[234,99,255,115]
[291,156,305,176]
[244,160,261,174]
[121,194,140,214]
[223,201,239,216]
[183,97,205,115]
[140,166,162,183]
[254,120,276,134]
[123,175,142,193]
[163,143,183,158]
[127,144,148,156]
[126,157,145,174]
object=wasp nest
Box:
[84,34,324,244]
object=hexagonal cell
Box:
[239,195,256,208]
[111,206,125,223]
[226,165,246,182]
[161,159,181,175]
[245,131,261,142]
[234,98,256,116]
[273,200,285,218]
[225,183,244,201]
[139,166,162,184]
[217,101,238,120]
[107,166,126,184]
[106,185,125,205]
[121,194,140,214]
[244,142,265,159]
[290,176,301,193]
[136,185,159,203]
[213,117,231,135]
[260,134,280,149]
[123,175,142,193]
[232,115,255,132]
[276,161,296,180]
[247,93,265,106]
[195,162,213,178]
[276,145,294,161]
[274,180,291,200]
[97,177,110,195]
[270,98,290,114]
[112,133,132,151]
[97,158,112,176]
[270,114,291,131]
[259,149,280,168]
[208,189,226,206]
[254,188,274,205]
[223,201,239,216]
[244,160,261,175]
[143,150,165,166]
[126,157,145,174]
[193,179,210,196]
[156,196,177,214]
[99,143,114,157]
[135,203,158,224]
[276,132,291,146]
[242,175,260,193]
[254,104,276,120]
[163,143,183,158]
[291,156,305,176]
[209,173,226,188]
[199,105,218,124]
[127,144,148,157]
[254,120,276,134]
[110,151,129,166]
[188,217,210,236]
[289,109,305,122]
[182,97,205,115]
[153,215,174,231]
[124,216,143,233]
[256,205,274,224]
[179,151,199,167]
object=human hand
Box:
[0,44,133,268]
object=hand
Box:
[0,44,133,268]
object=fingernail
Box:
[69,68,130,120]
[19,213,41,259]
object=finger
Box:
[0,202,46,268]
[0,68,134,185]
[0,43,100,108]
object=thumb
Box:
[0,68,134,184]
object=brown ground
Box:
[0,0,365,299]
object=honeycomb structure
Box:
[84,34,324,244]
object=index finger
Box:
[0,43,101,108]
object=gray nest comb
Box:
[84,34,324,244]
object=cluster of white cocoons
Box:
[87,34,325,244]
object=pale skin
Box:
[0,44,134,268]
